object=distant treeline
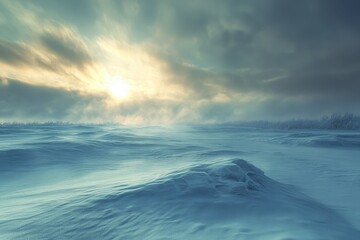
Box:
[0,121,72,126]
[1,113,360,130]
[0,121,106,127]
[230,113,360,130]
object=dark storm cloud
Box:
[0,79,105,122]
[0,29,94,75]
[39,29,93,68]
[264,45,360,100]
[0,39,60,72]
[0,40,31,66]
[134,0,360,112]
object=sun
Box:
[104,76,131,99]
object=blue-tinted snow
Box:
[0,123,359,239]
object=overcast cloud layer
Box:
[0,0,359,123]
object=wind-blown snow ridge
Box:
[6,159,359,240]
[267,132,360,149]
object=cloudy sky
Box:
[0,0,359,123]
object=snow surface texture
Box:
[0,124,359,239]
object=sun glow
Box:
[104,76,131,99]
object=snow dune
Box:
[4,159,358,240]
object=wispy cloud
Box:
[0,0,359,123]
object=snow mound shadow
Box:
[11,159,360,240]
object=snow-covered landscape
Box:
[1,122,359,239]
[1,1,360,239]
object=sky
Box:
[0,0,359,123]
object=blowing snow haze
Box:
[0,0,360,123]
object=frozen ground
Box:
[0,124,359,239]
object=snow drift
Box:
[4,159,359,240]
[1,124,359,240]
